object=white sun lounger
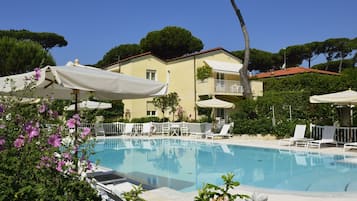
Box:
[344,142,357,152]
[206,124,232,140]
[278,124,309,146]
[123,123,134,136]
[308,126,338,149]
[141,122,153,136]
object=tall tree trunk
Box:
[230,0,252,99]
[338,51,343,73]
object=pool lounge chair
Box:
[206,124,232,140]
[141,122,153,136]
[344,142,357,152]
[122,123,134,136]
[278,124,308,146]
[94,123,105,136]
[308,126,338,149]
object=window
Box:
[146,101,156,116]
[216,72,225,87]
[146,70,156,80]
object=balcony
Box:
[197,78,263,97]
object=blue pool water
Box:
[90,138,357,193]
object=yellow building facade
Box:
[106,48,263,122]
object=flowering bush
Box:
[0,70,101,200]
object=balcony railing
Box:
[214,79,244,94]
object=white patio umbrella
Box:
[309,89,357,105]
[196,98,235,129]
[196,98,235,109]
[64,100,112,111]
[309,89,357,126]
[0,61,168,102]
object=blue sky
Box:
[1,0,356,66]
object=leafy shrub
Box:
[0,70,101,200]
[121,184,146,201]
[197,65,212,81]
[130,116,161,123]
[195,173,249,201]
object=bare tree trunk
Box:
[230,0,252,99]
[338,51,343,73]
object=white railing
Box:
[87,122,214,136]
[214,79,243,94]
[310,125,357,143]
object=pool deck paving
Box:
[96,135,357,201]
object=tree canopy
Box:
[0,29,68,50]
[0,37,55,76]
[232,37,356,73]
[232,48,281,72]
[96,44,143,68]
[140,26,203,60]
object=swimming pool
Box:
[90,138,357,193]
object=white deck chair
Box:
[122,123,134,136]
[308,126,338,149]
[206,124,232,139]
[94,123,105,136]
[344,142,357,152]
[141,122,152,136]
[278,124,307,146]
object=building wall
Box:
[106,49,262,121]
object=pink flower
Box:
[87,160,93,171]
[34,68,41,80]
[38,104,47,113]
[14,135,25,148]
[0,124,5,129]
[56,160,65,172]
[73,114,80,121]
[38,156,52,168]
[48,134,61,147]
[62,152,72,160]
[66,118,76,129]
[24,122,40,140]
[80,127,91,139]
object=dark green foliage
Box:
[152,92,180,120]
[230,69,357,135]
[197,65,212,81]
[0,37,55,76]
[195,173,249,201]
[312,59,354,72]
[96,44,143,68]
[130,116,161,123]
[121,184,146,201]
[140,26,203,60]
[0,29,67,50]
[233,48,281,72]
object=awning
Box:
[204,60,242,75]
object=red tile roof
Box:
[254,67,340,79]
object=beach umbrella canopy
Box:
[309,89,357,105]
[0,61,168,102]
[196,98,235,109]
[196,98,234,129]
[64,100,112,111]
[309,89,357,126]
